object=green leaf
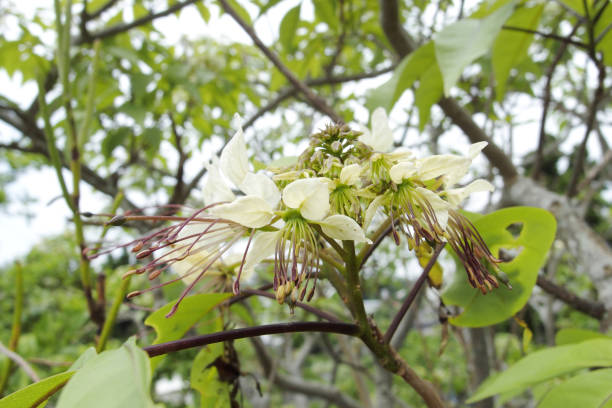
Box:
[141,128,163,159]
[312,0,337,30]
[595,4,612,67]
[223,0,252,25]
[102,127,130,159]
[442,207,556,327]
[190,317,231,407]
[56,338,157,408]
[492,5,544,100]
[555,328,610,345]
[414,64,443,130]
[0,372,74,408]
[279,4,301,52]
[539,368,612,408]
[195,3,211,22]
[468,338,612,402]
[434,3,515,95]
[366,42,437,112]
[145,293,232,368]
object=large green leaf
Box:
[56,338,158,408]
[442,207,556,327]
[434,3,515,95]
[594,4,612,67]
[492,4,544,100]
[366,41,437,113]
[0,372,74,408]
[468,338,612,402]
[555,328,609,346]
[279,4,301,52]
[537,368,612,408]
[190,317,231,408]
[414,63,443,130]
[145,293,231,368]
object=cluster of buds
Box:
[93,108,507,315]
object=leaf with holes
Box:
[441,207,556,327]
[145,293,231,369]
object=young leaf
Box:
[366,42,437,113]
[279,4,301,52]
[434,2,515,95]
[145,293,232,368]
[56,338,158,408]
[492,4,545,100]
[0,372,74,408]
[442,207,556,327]
[468,338,612,402]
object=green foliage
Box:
[442,207,557,327]
[144,293,231,368]
[0,371,74,408]
[469,338,612,402]
[434,3,515,95]
[56,339,159,408]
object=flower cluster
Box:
[99,108,505,314]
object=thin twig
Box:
[537,275,606,320]
[533,22,581,180]
[217,0,342,123]
[384,243,445,343]
[501,25,588,49]
[0,342,39,383]
[143,322,359,357]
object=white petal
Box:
[445,179,494,207]
[282,178,330,221]
[390,161,417,184]
[357,125,374,148]
[339,163,362,186]
[202,160,235,206]
[210,196,274,228]
[364,194,387,232]
[416,154,470,182]
[220,125,249,187]
[239,172,281,208]
[468,141,488,159]
[387,147,414,162]
[242,230,281,277]
[172,249,220,285]
[318,214,371,243]
[370,107,393,152]
[416,187,450,229]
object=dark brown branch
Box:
[217,0,343,123]
[74,0,200,45]
[384,243,445,343]
[168,114,187,205]
[533,23,581,180]
[536,275,605,320]
[501,25,588,49]
[379,0,518,181]
[143,321,359,357]
[567,56,607,197]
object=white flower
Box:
[444,179,494,207]
[204,115,280,228]
[415,141,488,187]
[282,178,369,243]
[339,163,362,186]
[359,107,394,152]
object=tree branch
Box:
[217,0,343,123]
[74,0,201,45]
[537,274,605,320]
[143,322,359,357]
[501,25,588,49]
